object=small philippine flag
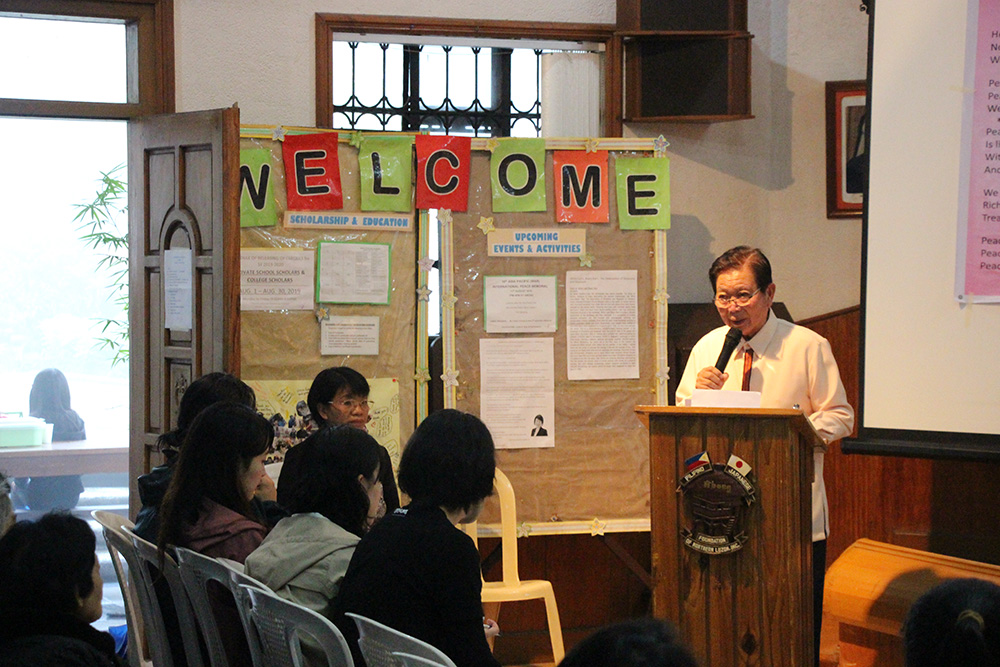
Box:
[726,453,752,476]
[684,451,711,472]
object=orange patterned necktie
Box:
[742,347,753,391]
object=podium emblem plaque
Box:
[677,452,757,555]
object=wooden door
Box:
[127,107,240,517]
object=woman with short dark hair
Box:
[0,512,123,666]
[335,409,500,667]
[246,425,383,620]
[157,401,273,563]
[280,366,400,515]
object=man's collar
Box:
[743,309,778,351]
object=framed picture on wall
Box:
[825,80,867,218]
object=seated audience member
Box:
[133,372,283,543]
[0,472,14,537]
[0,512,123,666]
[14,368,87,510]
[903,577,1000,667]
[246,425,383,620]
[157,401,273,563]
[279,366,399,514]
[334,409,500,667]
[558,618,699,667]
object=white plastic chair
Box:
[128,527,206,667]
[175,546,253,667]
[91,510,152,667]
[345,613,456,667]
[462,468,566,663]
[241,584,354,667]
[391,652,451,667]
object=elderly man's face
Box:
[713,265,775,339]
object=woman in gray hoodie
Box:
[245,425,383,620]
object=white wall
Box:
[174,0,866,320]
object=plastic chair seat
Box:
[346,612,456,667]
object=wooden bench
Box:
[824,538,1000,666]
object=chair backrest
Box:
[91,510,147,667]
[174,546,245,667]
[127,526,206,667]
[460,468,520,585]
[242,584,354,667]
[217,557,272,666]
[345,612,456,667]
[391,652,451,667]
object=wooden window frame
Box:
[0,0,174,119]
[315,13,621,137]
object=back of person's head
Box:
[0,472,13,537]
[307,366,370,426]
[158,372,256,454]
[280,424,381,537]
[559,618,699,667]
[0,512,97,616]
[904,577,1000,667]
[158,401,272,550]
[28,368,73,419]
[398,409,495,511]
[708,245,772,291]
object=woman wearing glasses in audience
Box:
[246,425,383,622]
[278,366,399,515]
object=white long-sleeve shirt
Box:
[676,310,855,541]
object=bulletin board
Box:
[237,126,429,470]
[442,138,669,532]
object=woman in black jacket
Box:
[0,512,123,666]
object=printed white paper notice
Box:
[321,316,380,356]
[480,338,555,450]
[484,275,557,333]
[565,270,638,380]
[241,249,315,311]
[163,248,193,330]
[317,242,391,304]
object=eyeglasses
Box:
[329,398,370,411]
[714,288,761,307]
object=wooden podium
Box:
[636,406,823,666]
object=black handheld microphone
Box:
[714,327,743,372]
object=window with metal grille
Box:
[316,16,617,138]
[331,40,547,137]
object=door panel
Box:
[128,106,240,517]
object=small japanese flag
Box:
[726,454,752,476]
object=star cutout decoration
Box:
[349,131,364,148]
[589,518,608,536]
[441,368,460,388]
[477,216,495,235]
[315,307,329,321]
[413,368,431,383]
[418,257,436,272]
[584,137,600,153]
[416,286,432,302]
[656,367,671,384]
[271,126,287,142]
[653,289,670,304]
[437,209,453,226]
[485,138,500,153]
[441,294,458,310]
[653,134,670,157]
[516,523,532,538]
[578,252,595,267]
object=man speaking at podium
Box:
[675,245,854,666]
